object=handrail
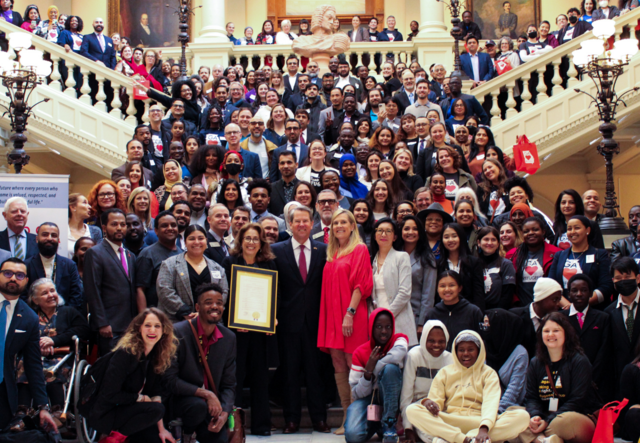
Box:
[471,7,640,98]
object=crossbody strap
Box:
[544,364,559,397]
[188,319,219,397]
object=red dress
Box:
[318,243,373,354]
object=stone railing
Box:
[471,8,640,125]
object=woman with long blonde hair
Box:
[318,208,373,434]
[127,188,153,231]
[84,308,177,442]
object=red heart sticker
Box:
[563,268,578,281]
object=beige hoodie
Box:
[427,330,502,430]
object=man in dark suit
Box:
[0,197,37,261]
[561,274,612,399]
[79,17,116,69]
[311,190,340,243]
[284,74,309,112]
[510,278,562,358]
[270,119,307,182]
[205,204,231,266]
[605,257,640,395]
[111,139,155,185]
[0,257,57,431]
[166,283,236,443]
[269,151,300,217]
[130,13,161,47]
[24,223,83,311]
[84,208,139,355]
[283,55,301,94]
[460,35,495,87]
[439,76,490,125]
[271,207,330,433]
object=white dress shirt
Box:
[469,52,480,81]
[617,290,640,323]
[0,292,18,334]
[104,238,126,260]
[286,142,301,161]
[530,303,542,331]
[569,304,589,317]
[291,237,311,273]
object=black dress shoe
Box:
[253,430,271,436]
[283,422,299,434]
[313,421,331,433]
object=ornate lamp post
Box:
[572,20,639,242]
[0,32,51,173]
[166,0,201,80]
[436,0,469,80]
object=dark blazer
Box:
[548,246,614,308]
[510,304,538,359]
[204,232,232,266]
[83,241,137,333]
[238,147,263,180]
[24,254,84,311]
[0,228,37,260]
[325,110,365,146]
[347,27,370,42]
[269,178,300,217]
[460,52,495,82]
[415,144,438,181]
[592,6,621,21]
[269,144,308,183]
[166,319,236,413]
[560,308,610,388]
[557,21,593,44]
[79,33,117,70]
[2,299,48,415]
[283,89,305,112]
[283,73,300,94]
[44,305,90,348]
[271,239,327,333]
[605,298,640,392]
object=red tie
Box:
[298,244,307,283]
[323,227,330,244]
[300,133,305,145]
[577,312,584,328]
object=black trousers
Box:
[278,324,327,424]
[18,382,64,407]
[235,331,270,434]
[0,382,13,429]
[97,333,121,357]
[90,402,164,438]
[173,396,227,443]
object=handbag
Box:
[495,58,513,76]
[512,134,540,174]
[133,78,150,100]
[367,389,382,422]
[592,399,628,443]
[188,320,246,443]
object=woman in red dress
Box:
[318,208,373,434]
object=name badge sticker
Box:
[211,271,222,279]
[586,255,595,263]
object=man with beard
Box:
[297,83,326,135]
[248,179,285,230]
[124,213,146,257]
[136,211,180,308]
[612,205,640,260]
[307,61,321,87]
[0,197,37,260]
[329,56,340,78]
[318,87,343,139]
[269,151,300,216]
[111,139,155,184]
[132,47,144,65]
[205,204,232,265]
[335,61,363,101]
[166,283,236,443]
[439,76,489,124]
[311,190,340,243]
[0,257,58,432]
[320,73,335,104]
[79,18,116,69]
[260,217,280,244]
[84,208,138,355]
[172,201,192,251]
[24,222,83,311]
[188,184,209,228]
[326,94,363,146]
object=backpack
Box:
[76,351,115,416]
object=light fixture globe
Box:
[36,60,52,78]
[591,19,615,39]
[614,38,639,59]
[572,49,589,67]
[19,49,43,68]
[581,39,605,57]
[8,32,32,51]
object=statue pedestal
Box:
[311,53,331,75]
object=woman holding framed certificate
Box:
[318,208,373,435]
[222,222,278,436]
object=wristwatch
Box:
[346,307,356,316]
[37,404,51,413]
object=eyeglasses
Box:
[98,192,116,198]
[226,131,241,135]
[2,270,27,280]
[172,104,184,108]
[318,199,337,206]
[397,209,414,215]
[375,229,394,236]
[244,237,261,244]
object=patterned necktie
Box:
[13,235,24,261]
[419,139,425,155]
[119,247,129,277]
[625,302,636,341]
[0,300,10,384]
[323,227,330,244]
[298,244,307,283]
[577,312,584,328]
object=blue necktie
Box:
[0,300,10,385]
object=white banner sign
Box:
[0,174,70,257]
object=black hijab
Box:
[481,308,524,371]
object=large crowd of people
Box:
[0,3,640,443]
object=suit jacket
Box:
[271,238,327,333]
[268,178,300,217]
[605,299,640,390]
[166,319,236,413]
[347,27,370,42]
[156,252,229,322]
[460,52,495,82]
[270,144,308,183]
[83,241,137,332]
[318,106,341,138]
[235,147,262,179]
[510,304,538,359]
[283,73,300,94]
[409,250,437,328]
[592,6,621,21]
[24,254,84,311]
[79,33,117,70]
[325,110,365,146]
[111,162,154,185]
[204,232,232,266]
[2,298,48,414]
[0,228,37,260]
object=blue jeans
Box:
[345,364,403,443]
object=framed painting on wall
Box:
[468,0,541,40]
[108,0,187,48]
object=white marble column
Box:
[418,0,449,36]
[195,0,228,43]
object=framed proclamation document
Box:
[228,265,278,333]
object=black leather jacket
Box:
[611,234,637,261]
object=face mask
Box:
[569,15,578,24]
[599,1,608,7]
[528,31,538,39]
[225,163,242,176]
[615,279,638,297]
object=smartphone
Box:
[378,103,386,114]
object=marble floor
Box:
[247,429,347,443]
